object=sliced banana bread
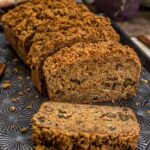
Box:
[1,0,83,63]
[34,144,128,150]
[27,15,119,93]
[32,102,140,150]
[43,42,141,103]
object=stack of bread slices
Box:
[2,0,141,149]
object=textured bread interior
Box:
[44,42,141,103]
[32,102,139,149]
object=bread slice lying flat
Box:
[43,42,141,103]
[32,102,139,150]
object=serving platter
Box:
[0,7,150,150]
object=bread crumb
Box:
[146,110,150,114]
[26,88,31,92]
[20,127,28,133]
[9,106,16,111]
[18,76,23,80]
[19,91,24,96]
[14,68,19,73]
[13,58,19,62]
[135,102,140,106]
[11,98,17,103]
[141,79,149,84]
[26,105,33,109]
[2,80,11,89]
[27,76,30,79]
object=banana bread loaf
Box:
[2,0,120,94]
[27,15,119,93]
[43,42,141,103]
[1,0,84,63]
[32,102,140,150]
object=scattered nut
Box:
[26,105,33,109]
[20,127,28,133]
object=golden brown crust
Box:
[32,102,139,150]
[44,42,141,74]
[27,15,119,67]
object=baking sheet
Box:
[0,23,150,150]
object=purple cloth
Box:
[95,0,142,21]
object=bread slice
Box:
[32,102,140,150]
[34,144,131,150]
[1,0,82,63]
[27,15,119,93]
[43,42,141,103]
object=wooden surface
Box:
[117,11,150,38]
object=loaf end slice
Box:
[32,102,140,150]
[43,42,141,103]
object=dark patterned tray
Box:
[0,22,150,149]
